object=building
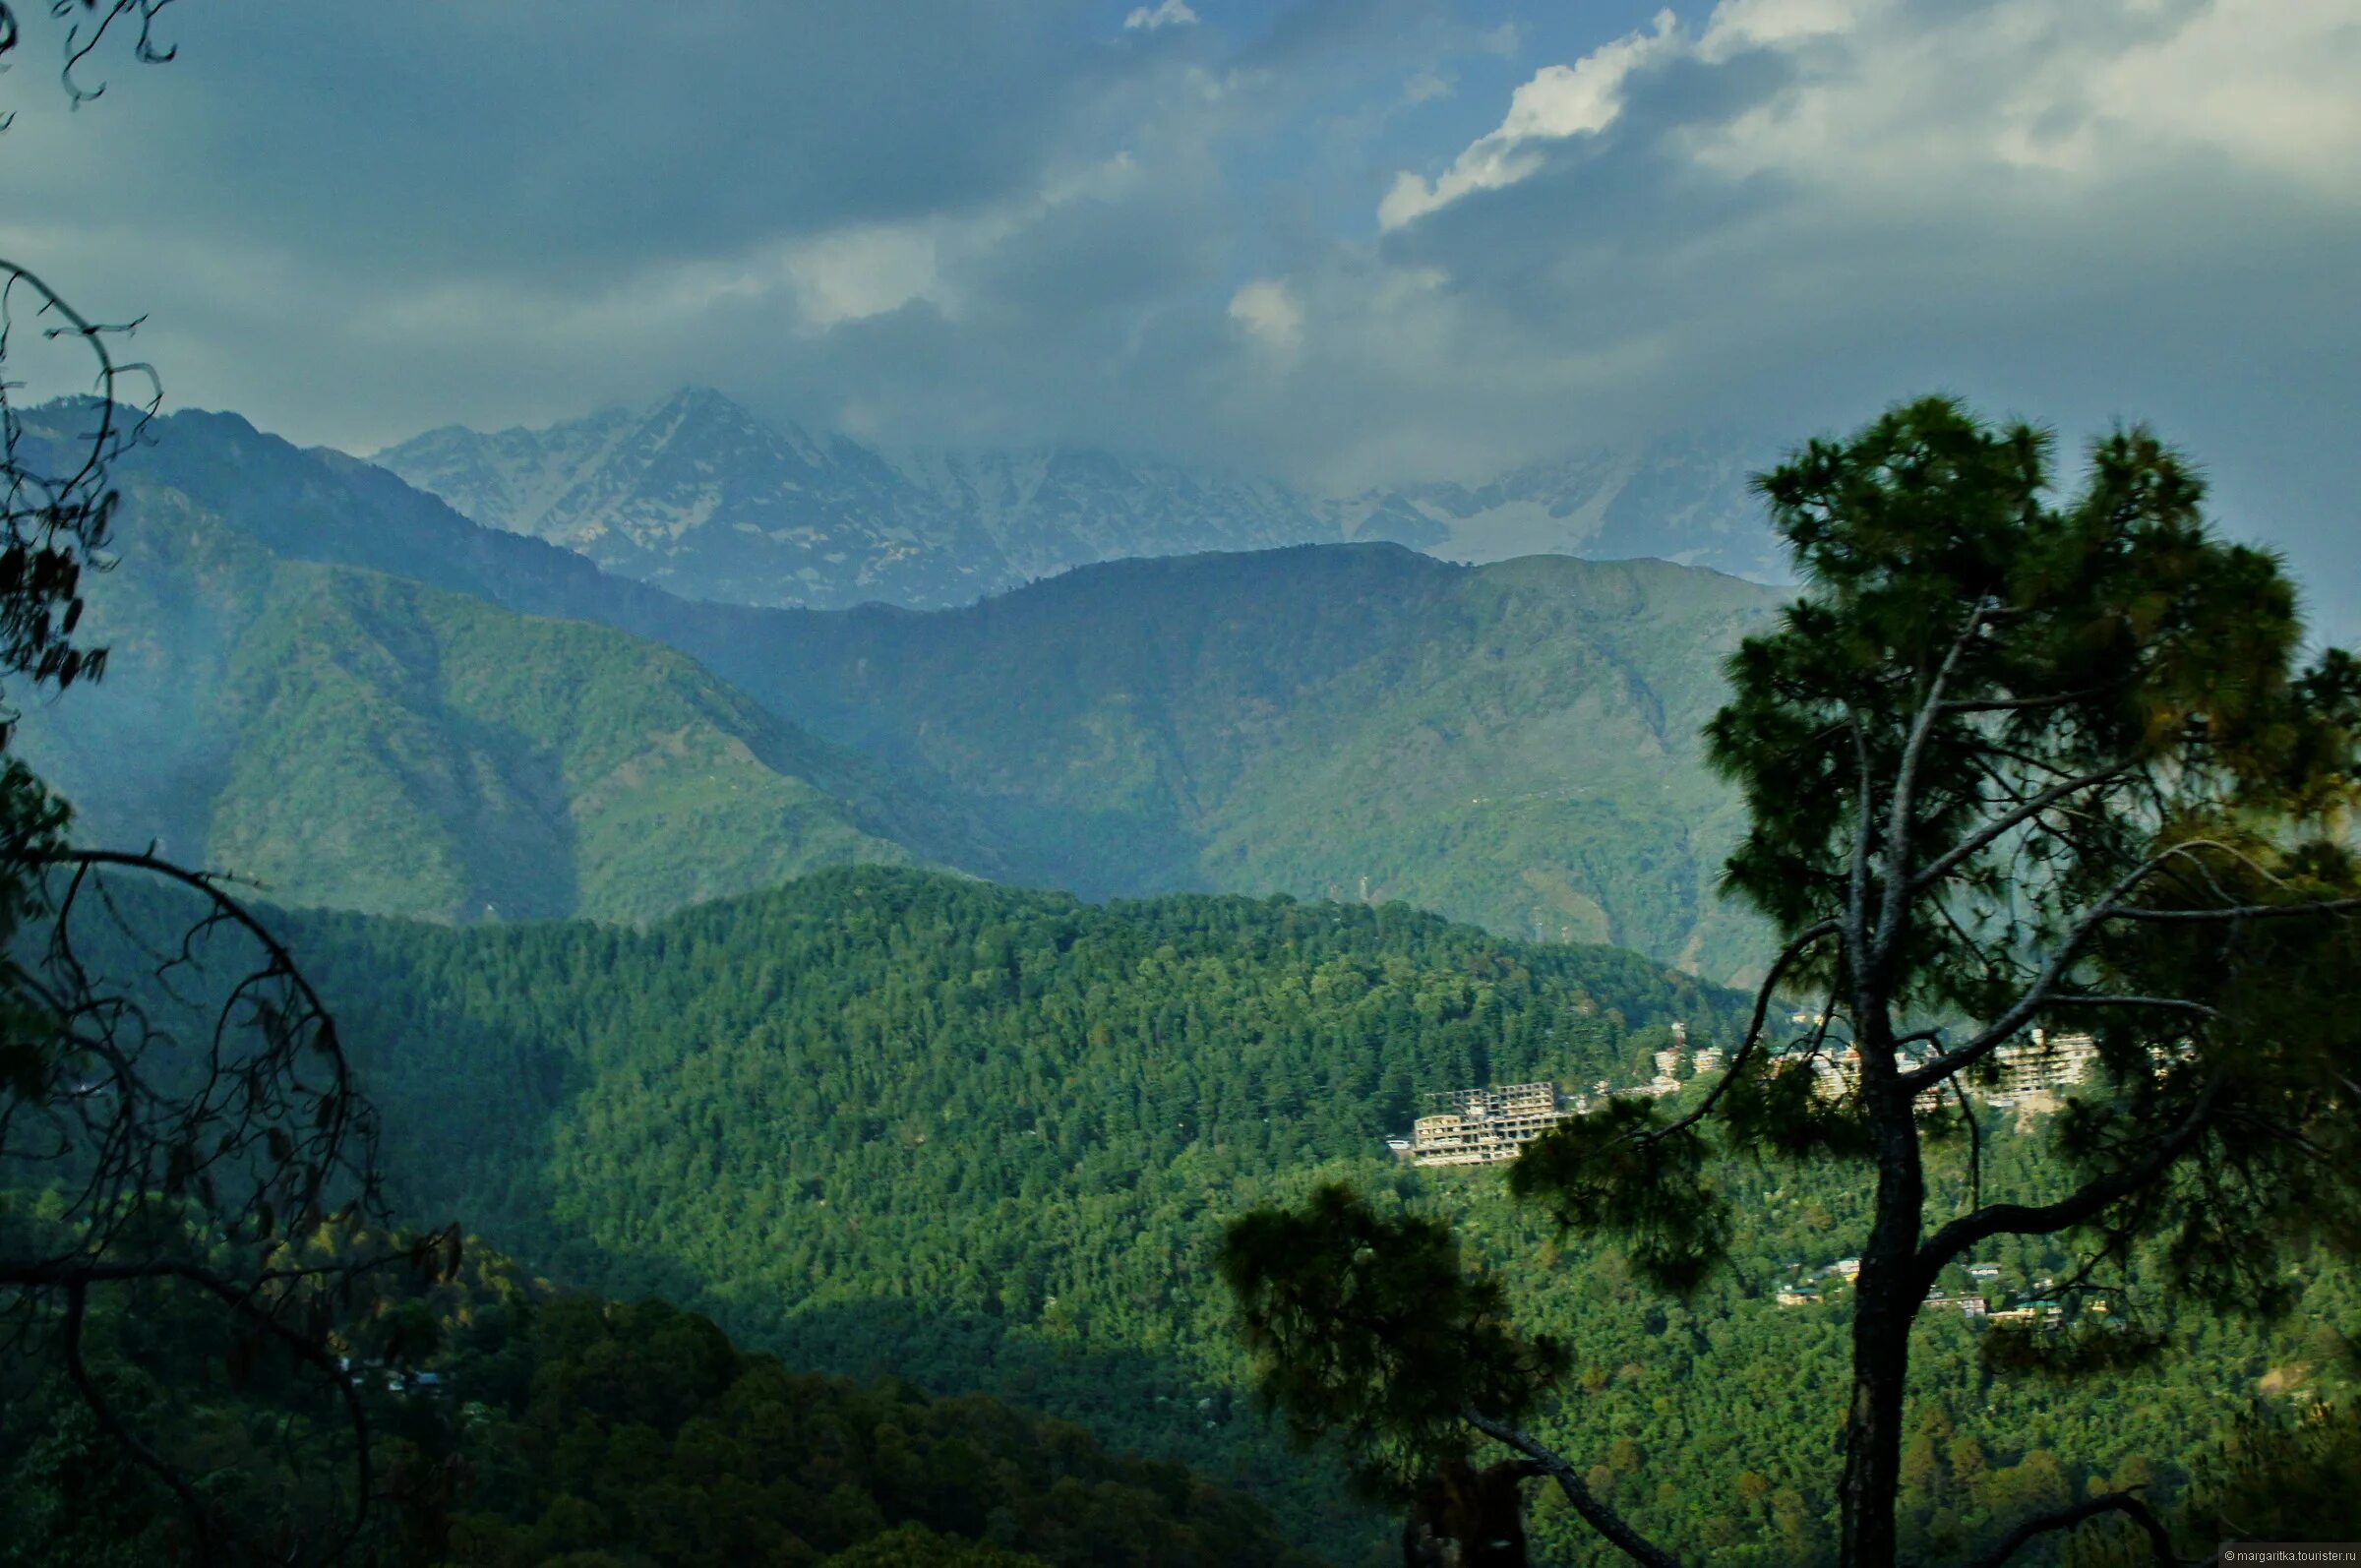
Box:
[1988,1298,2065,1330]
[1984,1031,2097,1100]
[1408,1082,1570,1167]
[1776,1285,1821,1307]
[1773,1029,2096,1115]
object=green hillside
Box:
[264,867,1733,1548]
[8,483,939,924]
[214,867,2353,1561]
[685,546,1778,983]
[103,414,1779,979]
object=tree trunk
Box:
[1406,1459,1541,1567]
[1841,1046,1927,1567]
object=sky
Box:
[2,0,2356,632]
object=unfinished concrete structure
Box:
[1409,1082,1569,1167]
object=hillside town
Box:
[1390,1025,2102,1168]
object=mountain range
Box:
[11,402,1781,979]
[10,486,934,924]
[374,387,1787,612]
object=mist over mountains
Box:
[374,387,1785,612]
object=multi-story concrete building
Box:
[1409,1082,1570,1167]
[1983,1030,2098,1100]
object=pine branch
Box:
[1641,918,1838,1145]
[1911,1083,2217,1285]
[1460,1407,1681,1568]
[1963,1487,2179,1568]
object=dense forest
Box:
[45,865,2333,1561]
[0,1229,1319,1567]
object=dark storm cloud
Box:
[122,3,1122,282]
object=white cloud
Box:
[1123,0,1199,32]
[1378,11,1679,230]
[773,152,1143,331]
[779,226,944,328]
[2074,0,2361,193]
[1384,0,2361,234]
[1696,0,1875,62]
[1684,0,2361,197]
[1478,23,1523,59]
[1227,278,1303,351]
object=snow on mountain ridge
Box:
[372,388,1786,610]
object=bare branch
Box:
[1460,1407,1681,1568]
[1905,842,2359,1092]
[1937,675,2132,715]
[1642,919,1839,1144]
[2111,896,2361,923]
[2035,995,2218,1016]
[1907,758,2137,899]
[1913,1081,2218,1286]
[59,1278,217,1558]
[1963,1487,2179,1568]
[1871,598,1993,976]
[1846,713,1875,960]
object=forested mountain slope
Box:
[6,481,940,923]
[272,868,1737,1548]
[0,1230,1318,1568]
[234,867,2359,1561]
[79,407,1783,976]
[687,545,1777,980]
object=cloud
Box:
[1379,10,1679,230]
[1680,0,2361,195]
[2,0,2354,633]
[1124,0,1200,31]
[777,227,944,330]
[1228,278,1303,351]
[1695,0,1871,62]
[1401,70,1451,106]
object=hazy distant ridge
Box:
[375,387,1786,611]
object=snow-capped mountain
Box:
[375,388,1332,610]
[373,387,1786,611]
[1334,435,1789,583]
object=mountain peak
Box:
[646,383,757,423]
[371,394,1786,611]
